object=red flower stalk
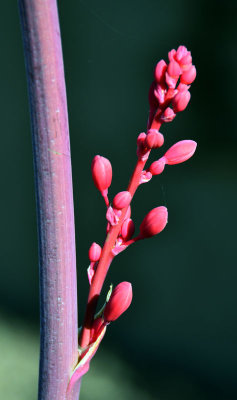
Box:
[72,45,197,393]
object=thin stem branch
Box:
[18,1,79,399]
[79,119,162,349]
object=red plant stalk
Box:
[18,1,79,399]
[79,47,197,350]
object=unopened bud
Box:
[168,49,176,62]
[104,282,133,323]
[121,218,135,241]
[181,65,196,85]
[113,191,132,210]
[164,140,197,165]
[175,45,189,62]
[140,206,168,238]
[179,54,192,71]
[145,129,164,149]
[172,90,191,113]
[160,107,176,123]
[91,155,112,194]
[177,83,190,92]
[165,72,178,89]
[89,242,102,262]
[167,60,182,78]
[154,60,167,85]
[149,157,166,175]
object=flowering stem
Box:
[18,1,79,399]
[79,119,162,348]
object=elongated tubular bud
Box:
[154,59,167,85]
[149,157,166,175]
[180,65,196,84]
[172,90,191,113]
[113,191,132,210]
[104,282,133,323]
[167,60,181,78]
[168,49,176,61]
[140,206,168,238]
[121,218,135,241]
[145,130,164,149]
[164,140,197,165]
[89,242,102,262]
[91,155,112,193]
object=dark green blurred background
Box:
[0,1,237,399]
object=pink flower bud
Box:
[137,132,150,160]
[121,218,135,241]
[177,83,190,92]
[137,132,146,146]
[164,140,197,165]
[149,157,166,175]
[180,65,196,84]
[104,282,133,323]
[154,60,167,84]
[168,49,176,62]
[165,72,178,89]
[179,54,192,71]
[145,130,164,149]
[175,45,188,62]
[113,191,132,210]
[160,107,176,123]
[88,242,102,262]
[167,60,181,78]
[172,90,191,113]
[91,155,112,193]
[140,206,168,238]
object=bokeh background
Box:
[0,1,237,399]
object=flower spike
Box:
[78,47,197,385]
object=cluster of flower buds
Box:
[148,45,196,129]
[76,46,197,381]
[90,150,170,261]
